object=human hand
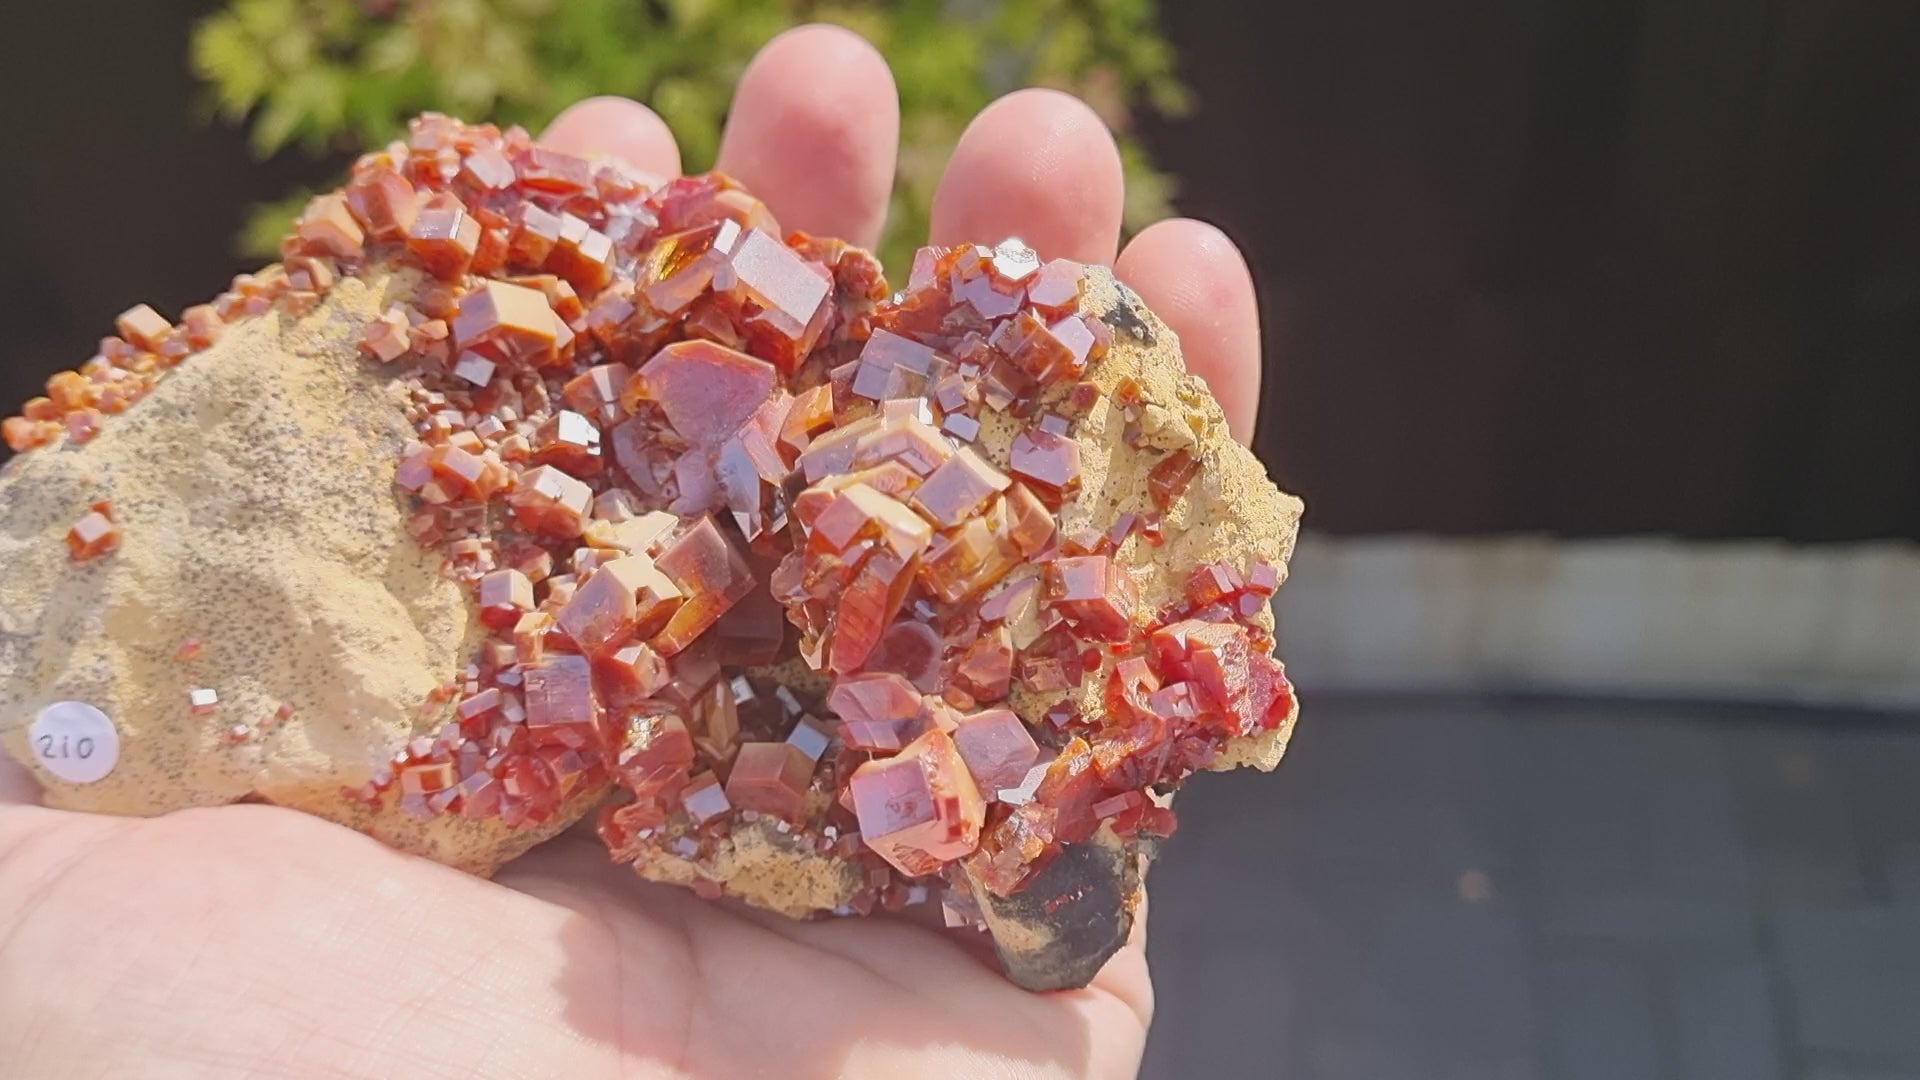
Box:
[0,24,1263,1079]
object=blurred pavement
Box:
[1142,694,1920,1079]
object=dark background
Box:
[3,0,1917,541]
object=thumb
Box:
[0,756,38,807]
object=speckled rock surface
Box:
[0,268,602,873]
[999,266,1302,767]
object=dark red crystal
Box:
[724,740,815,822]
[633,340,777,447]
[650,517,756,655]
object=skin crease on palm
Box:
[0,24,1264,1080]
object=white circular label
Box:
[28,701,120,784]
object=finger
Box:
[1115,218,1263,444]
[716,24,900,249]
[1080,882,1153,1030]
[492,824,627,893]
[0,756,38,807]
[541,97,683,180]
[930,88,1125,266]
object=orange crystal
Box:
[724,740,816,822]
[452,280,559,366]
[67,506,119,562]
[407,193,483,280]
[849,729,985,877]
[291,193,365,259]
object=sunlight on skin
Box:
[0,22,1264,1078]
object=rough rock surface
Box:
[0,269,598,873]
[1003,266,1302,767]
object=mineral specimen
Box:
[0,114,1303,989]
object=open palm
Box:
[0,25,1263,1079]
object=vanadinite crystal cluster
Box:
[0,115,1303,989]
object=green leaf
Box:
[237,187,320,258]
[191,15,272,120]
[1117,137,1176,234]
[195,0,1195,261]
[250,93,305,157]
[365,25,421,74]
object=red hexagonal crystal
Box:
[832,549,919,673]
[67,508,119,562]
[1002,482,1057,557]
[724,228,831,370]
[1048,554,1135,641]
[979,576,1040,625]
[681,770,732,825]
[851,330,940,402]
[407,193,482,280]
[179,304,224,349]
[632,340,777,448]
[478,568,534,628]
[637,219,736,315]
[951,708,1042,797]
[522,654,602,751]
[452,280,559,366]
[827,672,922,727]
[509,465,594,537]
[558,555,685,655]
[548,213,616,294]
[595,642,674,705]
[1008,428,1082,503]
[1149,448,1202,513]
[918,517,1019,604]
[563,364,631,426]
[531,410,602,476]
[361,307,412,363]
[778,384,834,455]
[427,444,502,499]
[345,163,418,242]
[1024,258,1085,313]
[292,193,365,259]
[114,305,172,352]
[724,740,816,822]
[953,627,1014,702]
[504,202,563,268]
[518,146,594,193]
[650,516,755,655]
[457,145,515,192]
[1151,619,1262,735]
[853,416,952,478]
[617,713,695,799]
[849,729,985,877]
[909,448,1010,528]
[995,309,1090,384]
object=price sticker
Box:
[28,701,120,784]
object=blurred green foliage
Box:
[192,0,1189,274]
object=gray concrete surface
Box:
[1141,695,1920,1079]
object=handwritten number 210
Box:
[35,734,95,760]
